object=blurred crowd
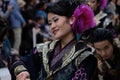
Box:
[0,0,55,56]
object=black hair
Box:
[90,28,114,44]
[0,17,8,43]
[96,0,100,3]
[36,0,46,9]
[46,0,79,18]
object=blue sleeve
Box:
[9,1,26,24]
[3,37,12,61]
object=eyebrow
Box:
[95,48,101,50]
[49,16,59,22]
[52,16,58,20]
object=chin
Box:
[53,35,62,40]
[103,56,110,60]
[54,37,60,40]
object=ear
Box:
[69,16,75,25]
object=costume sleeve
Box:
[9,1,26,24]
[8,46,43,80]
[9,60,27,80]
[73,55,98,80]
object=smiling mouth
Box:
[53,29,59,35]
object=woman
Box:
[85,0,108,27]
[86,0,117,32]
[9,0,97,80]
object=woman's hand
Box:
[16,71,30,80]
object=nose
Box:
[50,22,56,31]
[101,50,106,57]
[86,1,91,7]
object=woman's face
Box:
[48,13,73,40]
[86,0,99,11]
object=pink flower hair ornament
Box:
[100,0,108,10]
[72,4,96,34]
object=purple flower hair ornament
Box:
[72,4,96,34]
[99,0,108,10]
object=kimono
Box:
[95,10,117,37]
[9,40,97,80]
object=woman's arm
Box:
[9,47,42,80]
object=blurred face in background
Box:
[37,17,45,26]
[48,13,73,40]
[94,40,114,60]
[0,42,3,47]
[117,0,120,5]
[0,0,3,6]
[86,0,100,11]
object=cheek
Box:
[49,27,52,33]
[60,21,71,31]
[107,47,114,56]
[92,5,97,10]
[96,50,101,55]
[91,2,98,10]
[62,26,72,34]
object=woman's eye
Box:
[90,0,96,3]
[48,23,51,25]
[48,21,52,25]
[53,18,58,22]
[91,1,95,3]
[48,17,59,25]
